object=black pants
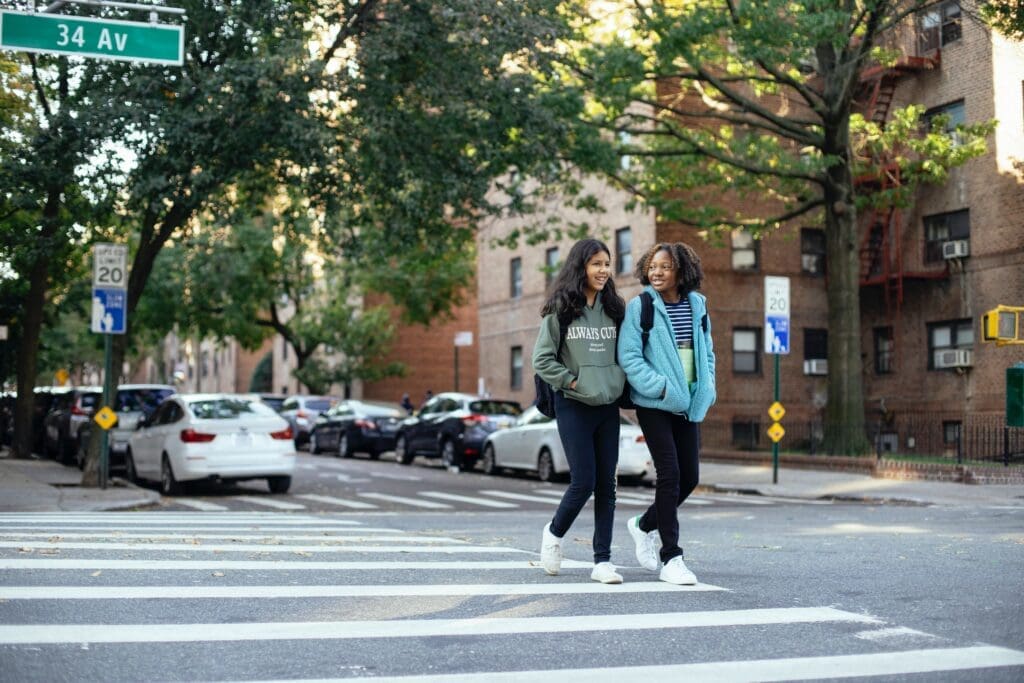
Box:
[635,408,700,562]
[550,393,620,563]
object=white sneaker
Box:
[627,515,660,572]
[590,562,623,584]
[540,522,562,575]
[659,556,697,585]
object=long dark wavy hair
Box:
[541,238,625,326]
[635,242,704,297]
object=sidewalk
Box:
[1,450,1023,512]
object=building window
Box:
[732,418,760,450]
[919,1,961,51]
[510,346,523,390]
[923,209,969,263]
[615,227,632,275]
[924,100,966,144]
[282,342,287,361]
[874,326,894,375]
[800,228,826,276]
[927,318,973,370]
[943,420,962,445]
[544,247,559,288]
[733,328,761,374]
[804,329,827,361]
[510,257,523,299]
[731,229,759,271]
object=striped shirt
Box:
[664,298,693,347]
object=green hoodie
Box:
[532,293,626,407]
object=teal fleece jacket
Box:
[617,286,717,421]
[531,292,626,407]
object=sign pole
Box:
[764,276,790,484]
[100,334,112,490]
[772,353,780,484]
[91,243,127,489]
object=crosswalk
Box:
[163,486,832,513]
[1,512,1022,681]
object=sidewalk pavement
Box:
[1,450,1023,513]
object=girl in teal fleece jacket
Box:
[532,238,627,585]
[617,242,716,586]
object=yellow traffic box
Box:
[55,369,69,386]
[768,401,785,422]
[767,422,785,443]
[94,406,117,430]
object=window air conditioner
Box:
[941,239,969,259]
[803,359,828,375]
[934,348,973,369]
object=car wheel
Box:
[538,449,556,483]
[441,440,456,469]
[267,475,291,494]
[339,433,353,458]
[309,432,321,455]
[160,455,181,496]
[481,443,499,476]
[125,450,138,484]
[395,435,414,465]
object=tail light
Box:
[180,428,216,443]
[71,405,87,416]
[461,414,488,428]
[270,427,293,440]
[354,419,377,430]
[634,435,646,443]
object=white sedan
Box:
[127,393,296,495]
[480,405,653,483]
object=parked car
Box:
[75,384,177,471]
[394,392,522,471]
[256,393,287,412]
[481,405,653,483]
[310,400,404,458]
[0,391,14,446]
[126,393,295,495]
[278,395,337,448]
[31,387,72,455]
[42,386,100,463]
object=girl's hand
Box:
[569,379,578,390]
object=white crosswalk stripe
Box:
[358,492,453,509]
[172,498,230,511]
[419,491,519,508]
[1,511,1019,682]
[293,493,378,509]
[230,496,307,510]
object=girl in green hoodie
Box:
[532,238,627,584]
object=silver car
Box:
[107,384,176,468]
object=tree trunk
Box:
[822,117,871,456]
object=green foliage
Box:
[983,0,1024,39]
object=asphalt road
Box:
[1,453,1023,681]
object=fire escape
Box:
[855,47,944,328]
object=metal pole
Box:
[99,333,112,490]
[772,353,780,484]
[454,346,459,393]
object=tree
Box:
[982,0,1024,39]
[571,0,993,454]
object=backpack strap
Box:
[555,316,569,362]
[639,291,655,350]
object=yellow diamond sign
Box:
[767,422,785,443]
[55,368,69,386]
[94,406,117,430]
[767,401,786,422]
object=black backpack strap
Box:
[556,316,569,362]
[639,291,655,350]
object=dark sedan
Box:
[394,392,521,471]
[309,400,405,459]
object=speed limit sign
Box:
[93,243,128,288]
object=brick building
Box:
[475,3,1024,459]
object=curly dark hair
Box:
[635,242,704,297]
[541,238,625,325]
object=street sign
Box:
[764,276,791,354]
[768,401,786,422]
[93,243,128,288]
[94,406,117,430]
[0,10,184,66]
[55,368,69,386]
[91,288,126,334]
[454,331,474,347]
[767,422,785,443]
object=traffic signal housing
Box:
[981,306,1024,346]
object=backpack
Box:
[534,292,654,418]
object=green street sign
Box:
[0,10,183,66]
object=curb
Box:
[701,483,930,507]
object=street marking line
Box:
[0,581,727,600]
[358,493,452,509]
[699,494,773,505]
[419,492,518,508]
[683,498,713,506]
[0,516,359,525]
[249,646,1024,683]
[0,532,467,544]
[231,497,307,511]
[293,494,378,509]
[478,491,562,505]
[0,541,526,554]
[171,499,229,511]
[0,559,593,570]
[0,607,878,644]
[0,525,402,534]
[366,472,423,482]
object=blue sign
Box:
[91,288,126,334]
[765,315,790,354]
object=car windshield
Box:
[306,399,333,412]
[80,393,101,409]
[360,403,403,417]
[188,398,273,420]
[116,388,175,415]
[469,400,522,416]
